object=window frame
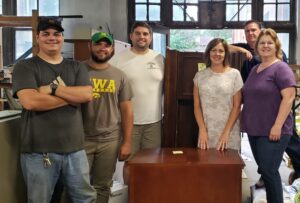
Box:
[134,0,162,22]
[226,0,252,22]
[128,0,297,63]
[2,0,60,66]
[171,0,199,22]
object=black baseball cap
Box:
[37,17,64,32]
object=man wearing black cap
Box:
[82,32,133,203]
[12,17,96,202]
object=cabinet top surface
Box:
[128,148,245,166]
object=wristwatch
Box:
[50,83,58,96]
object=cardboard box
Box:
[108,181,128,203]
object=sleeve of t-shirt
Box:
[12,60,38,98]
[75,62,92,86]
[275,63,296,90]
[193,71,201,88]
[233,69,244,94]
[231,43,247,48]
[118,73,133,102]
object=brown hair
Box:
[204,38,230,67]
[130,22,152,34]
[255,28,283,60]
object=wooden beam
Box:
[31,10,39,56]
[0,10,82,57]
[0,10,39,56]
[0,16,32,27]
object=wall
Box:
[110,0,128,42]
[60,0,128,42]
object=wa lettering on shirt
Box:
[91,78,116,99]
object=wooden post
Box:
[31,10,39,56]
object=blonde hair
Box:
[255,28,283,60]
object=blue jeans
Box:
[21,150,96,203]
[248,134,290,203]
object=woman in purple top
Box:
[241,28,296,203]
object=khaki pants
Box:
[130,120,162,157]
[85,135,120,203]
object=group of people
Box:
[12,19,163,203]
[194,20,300,203]
[11,16,300,203]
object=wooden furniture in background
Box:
[290,64,300,84]
[163,49,246,147]
[0,116,25,203]
[128,148,244,203]
[0,10,38,109]
[0,10,39,55]
[64,39,90,61]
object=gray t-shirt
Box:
[82,64,133,141]
[241,61,296,136]
[12,56,91,153]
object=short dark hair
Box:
[205,38,230,68]
[244,20,264,30]
[130,22,152,34]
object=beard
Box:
[91,50,114,63]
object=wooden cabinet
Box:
[0,117,26,203]
[64,39,90,61]
[163,49,246,147]
[128,148,244,203]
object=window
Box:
[153,32,167,56]
[277,32,289,59]
[135,0,161,21]
[169,0,226,27]
[39,0,59,16]
[128,0,297,62]
[172,0,198,22]
[17,0,37,16]
[226,0,252,22]
[2,0,60,65]
[14,0,60,60]
[0,1,2,15]
[170,29,245,52]
[263,0,291,21]
[170,29,290,60]
[17,0,59,16]
[15,30,33,59]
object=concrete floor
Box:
[241,134,293,203]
